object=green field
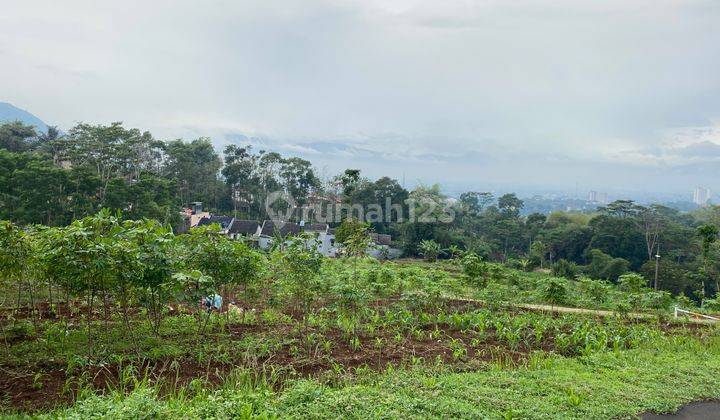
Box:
[1,214,719,419]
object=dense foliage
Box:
[1,120,719,303]
[0,213,718,417]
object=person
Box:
[202,293,222,313]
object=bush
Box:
[585,249,629,282]
[640,291,674,312]
[541,277,568,306]
[551,259,578,280]
[702,298,720,312]
[461,253,487,287]
[578,277,611,304]
[618,273,647,294]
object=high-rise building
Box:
[693,187,711,206]
[588,191,608,204]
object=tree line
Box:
[1,120,719,301]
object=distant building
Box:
[693,187,711,206]
[196,215,234,232]
[176,202,210,233]
[588,191,608,204]
[187,215,400,259]
[227,219,261,240]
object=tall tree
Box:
[0,122,37,152]
[163,138,222,207]
[697,224,719,298]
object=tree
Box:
[345,176,408,233]
[585,249,629,282]
[271,237,323,321]
[0,221,30,314]
[335,218,372,258]
[461,252,487,287]
[640,205,668,262]
[279,157,320,206]
[447,245,463,259]
[697,224,719,298]
[0,122,37,152]
[61,122,161,202]
[41,211,122,359]
[529,241,547,268]
[163,138,222,207]
[587,214,646,269]
[551,259,578,280]
[181,224,260,321]
[222,144,261,217]
[458,191,493,216]
[598,200,643,218]
[336,169,361,197]
[498,193,523,218]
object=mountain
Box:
[0,102,49,133]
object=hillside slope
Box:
[0,102,49,133]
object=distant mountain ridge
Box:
[0,102,49,133]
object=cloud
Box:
[675,141,720,159]
[0,0,719,194]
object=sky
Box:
[1,0,719,199]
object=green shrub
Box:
[541,277,568,306]
[551,259,578,280]
[618,273,647,293]
[461,253,487,287]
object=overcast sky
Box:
[1,1,719,197]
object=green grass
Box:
[19,333,719,419]
[2,258,717,418]
[272,335,720,419]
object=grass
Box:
[2,258,719,418]
[17,333,719,419]
[274,336,720,419]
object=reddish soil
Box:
[0,319,547,413]
[0,298,713,413]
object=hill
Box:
[0,101,49,133]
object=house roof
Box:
[303,223,328,233]
[259,220,302,237]
[370,233,392,246]
[197,215,233,229]
[229,219,260,235]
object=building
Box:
[256,220,303,250]
[196,215,234,233]
[177,202,210,233]
[227,219,261,240]
[693,187,711,206]
[588,191,607,204]
[188,215,399,259]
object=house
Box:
[187,214,395,259]
[301,223,337,256]
[256,220,303,249]
[176,202,211,233]
[367,232,402,259]
[228,219,261,240]
[196,215,234,233]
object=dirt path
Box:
[443,295,719,325]
[642,401,720,419]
